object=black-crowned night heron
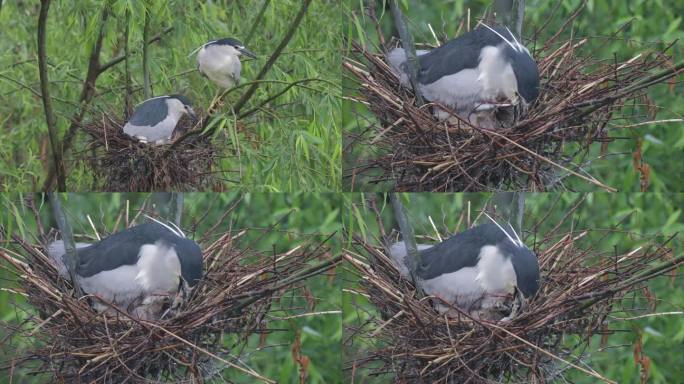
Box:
[123,95,196,144]
[47,220,203,320]
[387,24,540,124]
[389,219,540,321]
[197,38,257,89]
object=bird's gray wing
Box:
[417,26,506,85]
[416,223,509,280]
[127,98,168,127]
[75,223,177,277]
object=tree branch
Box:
[245,0,271,46]
[493,192,525,234]
[48,193,83,296]
[494,0,525,37]
[229,0,311,116]
[142,5,152,99]
[41,1,112,190]
[390,193,422,292]
[38,0,66,191]
[389,0,423,105]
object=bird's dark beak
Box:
[239,46,257,59]
[187,107,197,121]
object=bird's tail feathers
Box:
[47,240,89,279]
[388,241,432,281]
[386,48,429,87]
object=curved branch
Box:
[230,0,312,116]
[38,0,66,191]
[142,5,152,99]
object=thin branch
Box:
[174,193,184,226]
[38,0,66,191]
[41,1,113,190]
[228,0,312,117]
[124,5,132,116]
[494,0,526,37]
[245,0,271,46]
[99,26,174,73]
[389,0,423,105]
[142,5,152,99]
[237,78,329,119]
[48,193,83,297]
[390,193,421,291]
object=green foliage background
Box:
[0,193,342,383]
[343,192,684,383]
[0,0,341,191]
[343,0,684,192]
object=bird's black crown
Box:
[210,37,244,48]
[167,94,193,107]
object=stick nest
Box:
[1,219,337,383]
[344,210,682,382]
[81,113,218,191]
[344,30,674,191]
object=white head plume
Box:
[478,22,525,54]
[483,212,524,248]
[144,215,186,238]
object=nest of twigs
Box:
[81,113,218,191]
[344,211,683,382]
[344,23,676,191]
[0,220,337,383]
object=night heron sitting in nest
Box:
[387,24,540,127]
[196,38,257,89]
[47,220,203,320]
[123,95,197,145]
[389,218,540,321]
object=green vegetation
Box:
[343,192,684,383]
[343,0,684,191]
[0,193,342,383]
[0,1,341,191]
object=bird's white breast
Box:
[419,67,484,114]
[477,45,519,103]
[198,44,242,88]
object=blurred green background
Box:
[343,0,684,192]
[0,0,341,191]
[343,192,684,383]
[0,192,342,383]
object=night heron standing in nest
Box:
[196,38,257,89]
[387,24,540,128]
[47,219,203,320]
[389,217,540,321]
[123,95,197,145]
